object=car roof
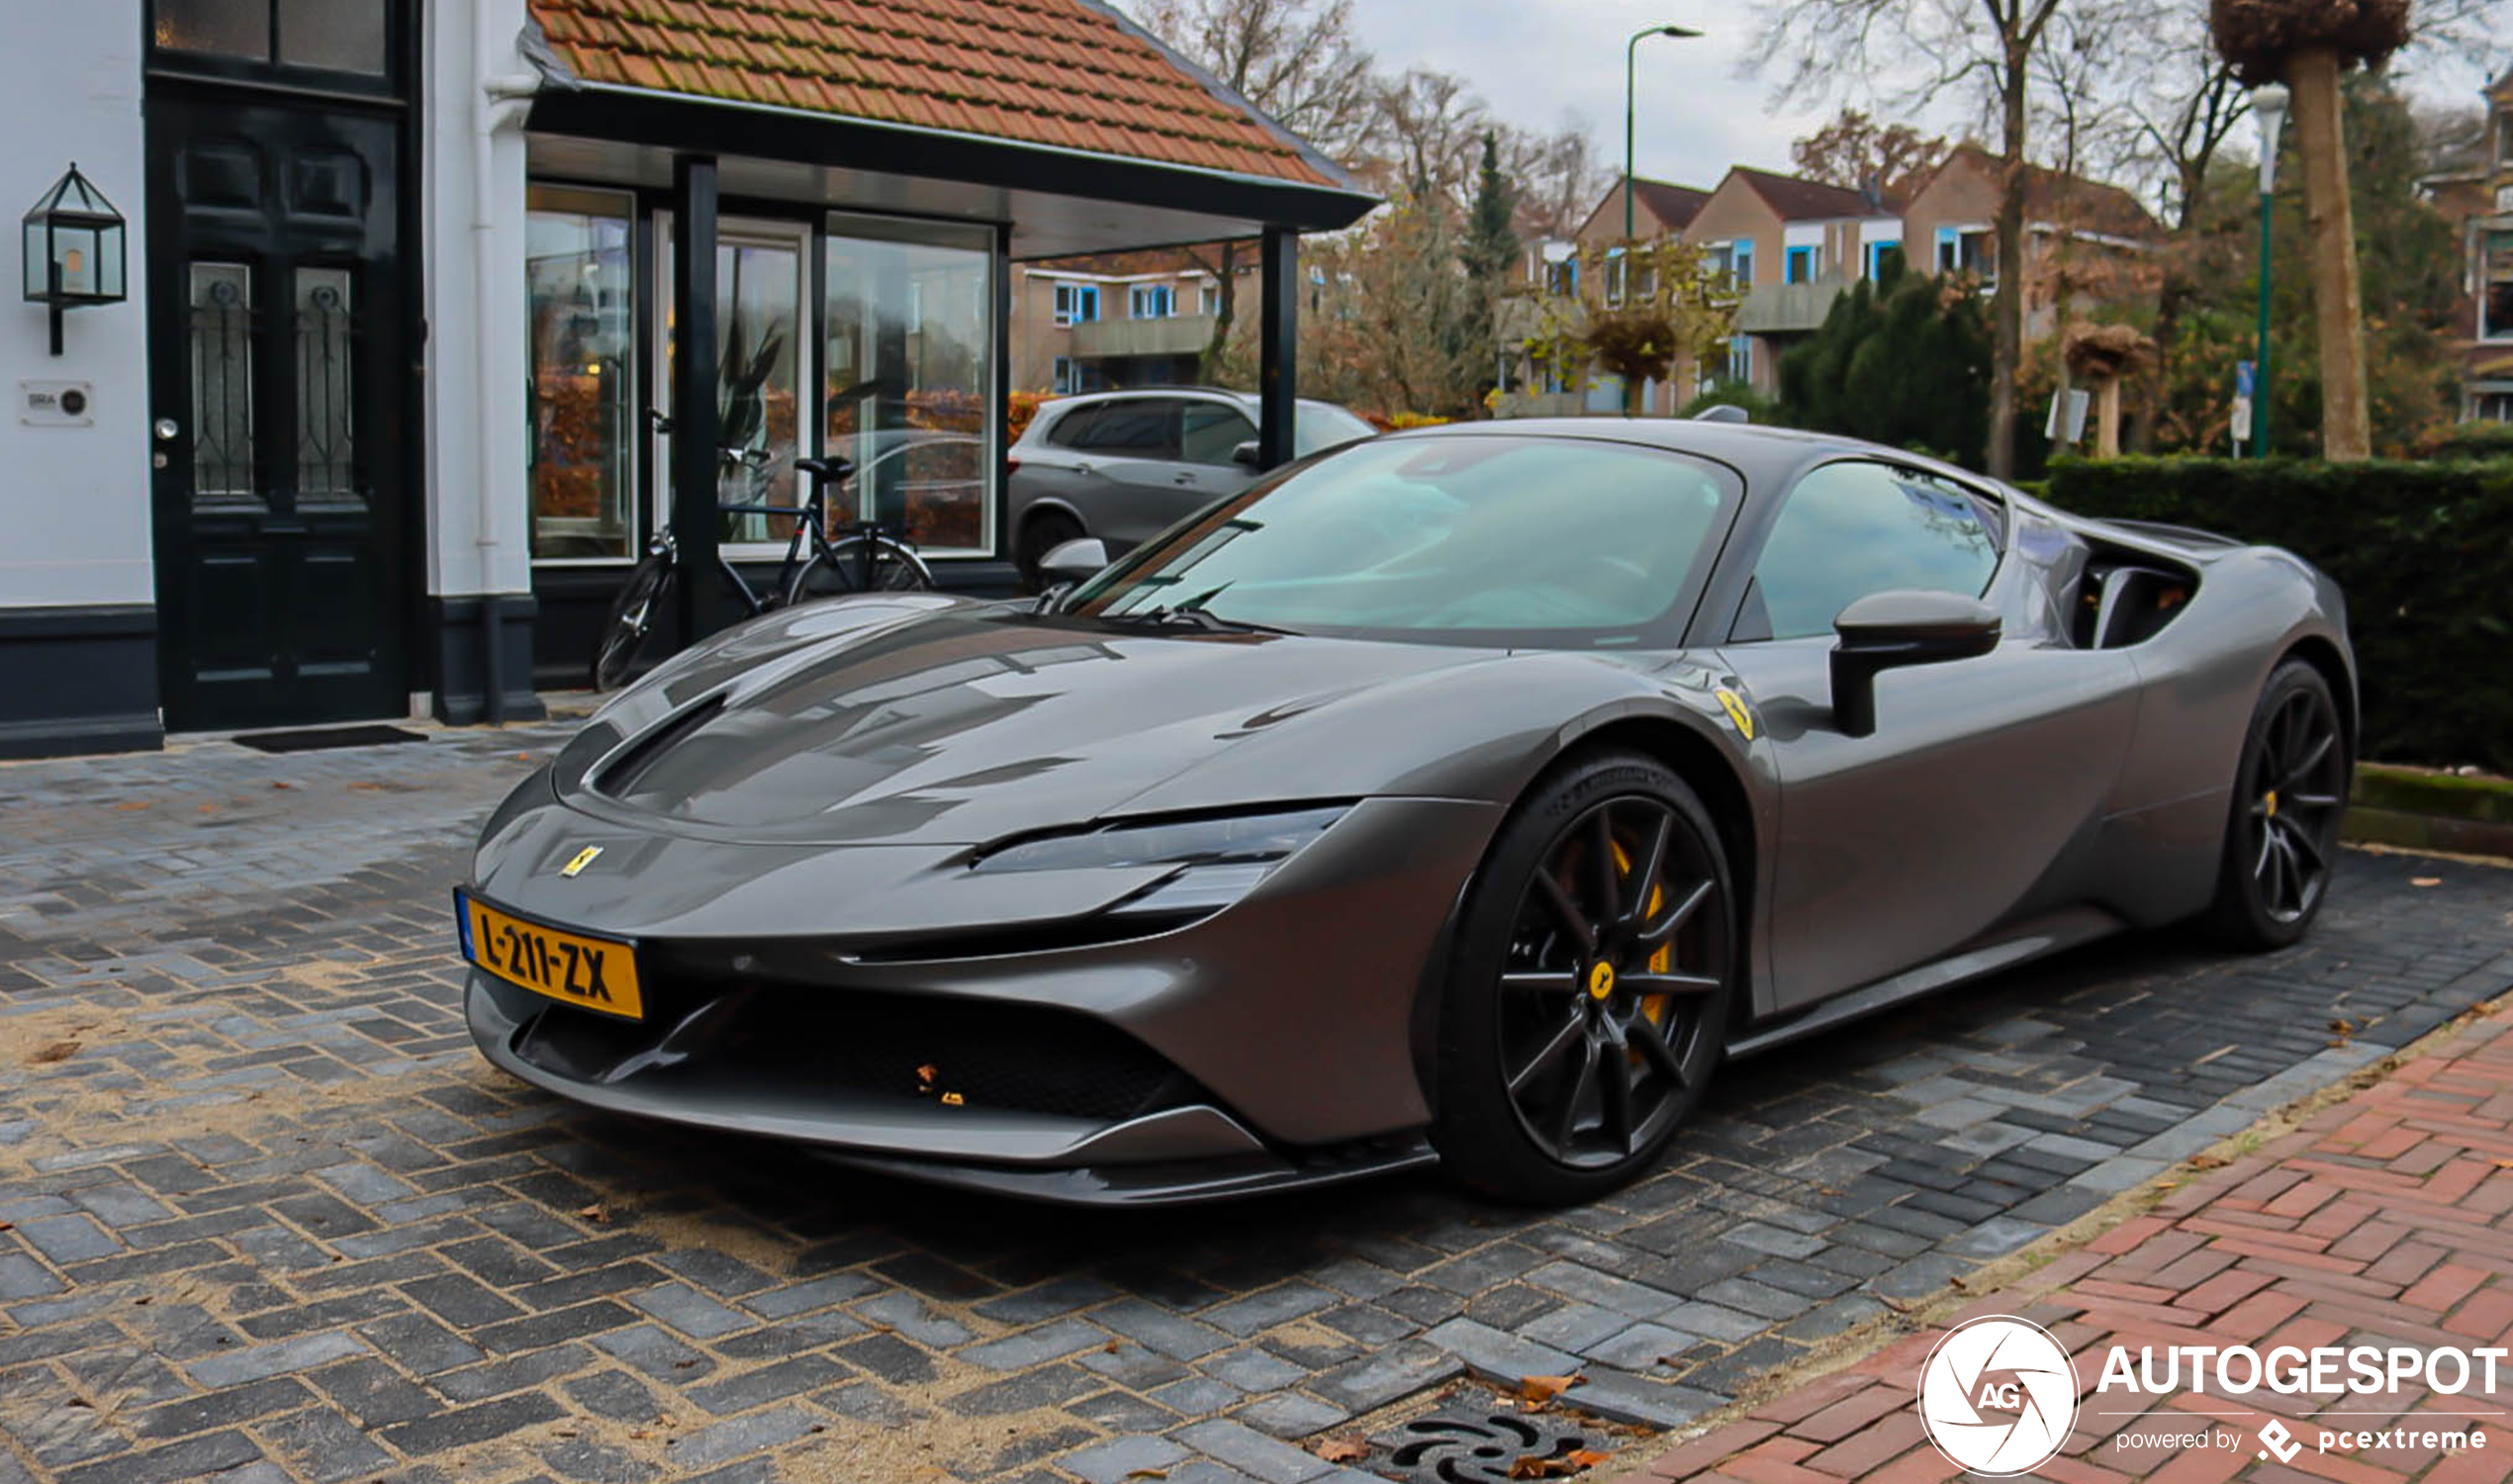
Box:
[1377,417,2011,496]
[1038,388,1350,413]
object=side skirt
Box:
[1724,905,2125,1061]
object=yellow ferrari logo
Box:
[559,846,604,879]
[1716,688,1756,740]
[1588,963,1617,999]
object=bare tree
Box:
[1133,0,1376,381]
[1494,121,1611,241]
[1368,68,1492,201]
[1754,0,2123,478]
[1791,108,1951,197]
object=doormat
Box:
[232,724,431,754]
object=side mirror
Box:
[1829,589,2001,738]
[1232,439,1262,468]
[1039,536,1111,590]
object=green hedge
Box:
[2044,456,2513,774]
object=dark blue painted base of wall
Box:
[0,604,164,760]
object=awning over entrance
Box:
[512,0,1373,658]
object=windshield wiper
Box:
[1104,604,1302,637]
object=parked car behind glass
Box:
[1006,388,1374,588]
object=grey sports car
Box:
[456,419,2354,1206]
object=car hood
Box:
[552,600,1511,847]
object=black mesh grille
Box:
[515,974,1204,1126]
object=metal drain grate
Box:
[1372,1407,1602,1484]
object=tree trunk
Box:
[1198,240,1243,385]
[1988,41,2029,480]
[2287,46,2370,461]
[2094,377,2121,457]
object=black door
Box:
[146,93,412,730]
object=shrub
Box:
[2045,455,2513,773]
[2416,421,2513,462]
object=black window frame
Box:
[147,0,408,98]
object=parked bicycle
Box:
[588,410,935,692]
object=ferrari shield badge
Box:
[1715,688,1756,740]
[559,846,604,879]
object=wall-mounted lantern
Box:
[23,164,127,356]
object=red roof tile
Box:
[529,0,1340,187]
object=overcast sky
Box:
[1340,0,2500,193]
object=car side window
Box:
[1068,399,1179,458]
[1179,403,1256,466]
[1739,461,2002,642]
[1043,406,1104,449]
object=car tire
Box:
[2205,659,2350,952]
[1015,510,1086,594]
[1434,750,1735,1204]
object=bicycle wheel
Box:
[590,554,677,692]
[785,538,934,604]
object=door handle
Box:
[1072,461,1093,477]
[1171,473,1197,486]
[154,417,180,442]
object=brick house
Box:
[1899,145,2162,341]
[2423,64,2513,422]
[1681,167,1905,399]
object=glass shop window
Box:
[525,187,636,560]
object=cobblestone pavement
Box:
[0,726,2509,1484]
[1619,992,2513,1484]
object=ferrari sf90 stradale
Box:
[458,419,2352,1205]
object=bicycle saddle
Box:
[793,456,856,483]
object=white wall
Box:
[0,11,150,608]
[422,0,535,600]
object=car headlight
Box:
[971,805,1349,919]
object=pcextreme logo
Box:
[1913,1321,2502,1476]
[1916,1316,2079,1476]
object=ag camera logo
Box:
[1917,1316,2080,1476]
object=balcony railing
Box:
[1072,312,1218,359]
[1736,279,1848,335]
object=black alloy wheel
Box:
[1437,752,1734,1202]
[2209,660,2349,949]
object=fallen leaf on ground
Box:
[1125,1472,1167,1480]
[1507,1455,1579,1479]
[0,1222,12,1233]
[1313,1436,1369,1463]
[2489,1157,2513,1169]
[1519,1373,1584,1404]
[575,1203,610,1223]
[1566,1449,1613,1467]
[2412,877,2442,887]
[271,781,293,789]
[112,801,149,810]
[28,1041,79,1065]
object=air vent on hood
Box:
[592,694,727,799]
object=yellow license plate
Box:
[461,895,644,1020]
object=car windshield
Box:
[1066,434,1740,646]
[1295,405,1376,456]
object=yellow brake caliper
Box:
[1607,839,1673,1047]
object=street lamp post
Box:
[2250,82,2288,460]
[1626,24,1703,240]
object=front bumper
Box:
[461,794,1499,1204]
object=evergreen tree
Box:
[1777,249,1993,465]
[1459,133,1519,398]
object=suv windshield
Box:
[1066,434,1740,646]
[1295,405,1375,455]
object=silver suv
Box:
[1007,389,1375,588]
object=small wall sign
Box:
[19,379,93,426]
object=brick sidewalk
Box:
[1618,999,2513,1484]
